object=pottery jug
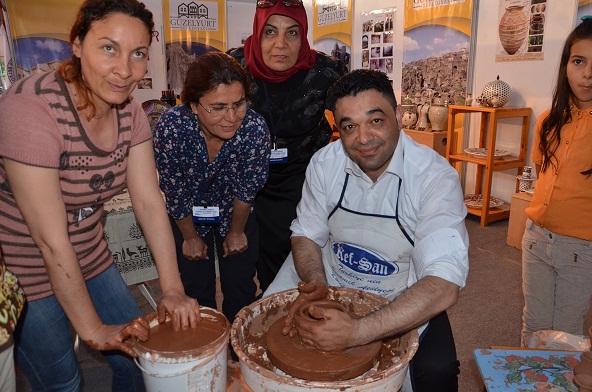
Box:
[428,96,449,132]
[416,103,431,131]
[498,6,528,55]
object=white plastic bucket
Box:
[230,287,419,392]
[133,307,229,392]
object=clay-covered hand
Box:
[157,289,201,331]
[294,306,357,352]
[182,236,208,260]
[222,231,248,257]
[83,317,150,357]
[282,280,329,336]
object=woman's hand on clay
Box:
[157,289,201,331]
[295,306,356,352]
[182,236,208,260]
[83,317,149,357]
[282,280,329,336]
[222,231,248,257]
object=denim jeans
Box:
[14,264,145,392]
[521,218,592,345]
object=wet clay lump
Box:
[266,299,382,381]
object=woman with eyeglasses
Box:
[153,52,271,329]
[228,0,347,292]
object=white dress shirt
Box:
[291,131,469,289]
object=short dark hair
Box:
[327,69,398,113]
[181,52,251,107]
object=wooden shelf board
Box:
[466,203,511,223]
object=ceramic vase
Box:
[416,103,431,131]
[498,6,528,55]
[465,94,473,106]
[428,97,449,132]
[402,111,418,128]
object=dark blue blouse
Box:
[153,104,271,237]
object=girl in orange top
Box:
[521,17,592,346]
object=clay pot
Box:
[481,76,512,107]
[401,111,418,128]
[575,351,592,376]
[428,97,449,131]
[498,6,528,55]
[575,373,592,392]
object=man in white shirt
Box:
[265,69,469,391]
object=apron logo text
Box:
[333,242,398,276]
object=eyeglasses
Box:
[257,0,304,9]
[198,100,250,118]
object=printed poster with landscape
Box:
[163,0,226,93]
[402,0,474,106]
[3,0,166,102]
[312,0,351,71]
[496,0,546,62]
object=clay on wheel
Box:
[266,300,382,381]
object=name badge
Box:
[270,148,288,164]
[192,206,220,224]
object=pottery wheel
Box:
[266,316,382,381]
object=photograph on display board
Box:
[359,9,395,81]
[312,0,352,71]
[401,0,474,106]
[495,0,546,62]
[164,0,226,93]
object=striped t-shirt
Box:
[0,71,152,301]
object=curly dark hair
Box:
[540,18,592,176]
[57,0,154,119]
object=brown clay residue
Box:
[135,308,228,355]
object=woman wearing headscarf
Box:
[228,0,347,292]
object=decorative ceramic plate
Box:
[464,194,504,208]
[142,99,171,131]
[464,147,511,157]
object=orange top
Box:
[526,108,592,240]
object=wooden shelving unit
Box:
[446,105,531,226]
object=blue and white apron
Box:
[321,173,413,301]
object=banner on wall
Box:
[312,0,352,71]
[3,0,165,101]
[4,0,77,79]
[402,0,474,106]
[495,0,546,62]
[0,1,15,92]
[578,0,592,21]
[163,0,226,92]
[359,8,395,81]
